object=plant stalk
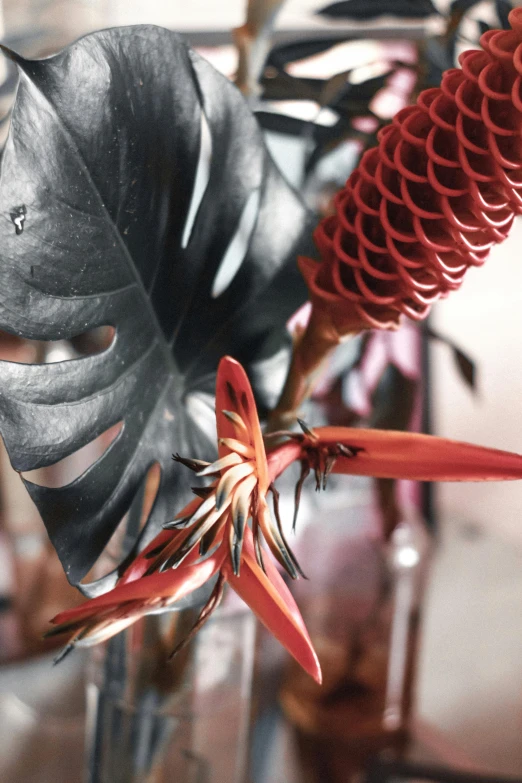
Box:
[268,306,357,431]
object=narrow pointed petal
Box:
[224,530,321,684]
[257,497,300,579]
[293,460,310,532]
[228,472,257,574]
[229,522,242,577]
[215,357,269,491]
[172,454,211,472]
[51,548,226,628]
[216,461,254,508]
[120,528,185,584]
[270,484,307,578]
[162,500,231,569]
[199,517,227,556]
[173,496,204,521]
[219,437,255,459]
[197,451,242,476]
[231,474,257,532]
[222,410,249,438]
[314,427,522,481]
[181,493,216,524]
[75,615,138,647]
[168,573,226,659]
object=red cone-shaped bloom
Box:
[301,7,522,332]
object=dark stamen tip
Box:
[162,518,188,530]
[336,443,364,458]
[233,511,245,536]
[281,550,298,580]
[297,418,316,438]
[192,486,213,499]
[53,642,75,665]
[144,542,168,559]
[173,454,211,472]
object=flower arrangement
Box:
[46,353,522,684]
[1,3,522,780]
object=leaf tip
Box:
[312,660,323,686]
[0,44,27,69]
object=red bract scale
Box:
[301,7,522,332]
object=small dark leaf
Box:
[450,0,483,13]
[260,70,390,115]
[426,327,477,392]
[266,38,351,70]
[369,364,417,432]
[318,0,439,19]
[256,110,316,136]
[318,69,352,111]
[0,27,314,589]
[369,363,418,540]
[425,38,453,79]
[496,0,512,29]
[453,348,476,391]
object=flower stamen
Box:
[222,410,249,437]
[197,451,242,476]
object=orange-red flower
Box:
[48,356,321,682]
[48,356,522,680]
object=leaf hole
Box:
[181,110,213,249]
[0,327,115,365]
[185,391,218,443]
[211,188,261,298]
[0,331,40,363]
[45,327,115,362]
[23,421,123,489]
[68,326,115,357]
[78,461,162,597]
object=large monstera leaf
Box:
[0,26,313,592]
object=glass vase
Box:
[279,477,431,782]
[85,597,256,783]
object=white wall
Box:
[432,217,522,545]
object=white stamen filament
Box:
[222,410,249,438]
[231,473,257,525]
[216,461,255,504]
[219,437,255,458]
[197,451,242,476]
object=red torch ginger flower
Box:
[300,7,522,337]
[48,356,522,680]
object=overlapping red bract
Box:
[300,8,522,331]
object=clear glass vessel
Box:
[279,478,431,782]
[86,599,256,783]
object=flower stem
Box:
[268,306,357,431]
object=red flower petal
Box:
[215,356,269,492]
[224,529,321,684]
[316,426,522,481]
[119,528,185,584]
[52,547,226,627]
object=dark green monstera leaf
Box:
[0,26,313,594]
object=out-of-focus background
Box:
[0,2,522,782]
